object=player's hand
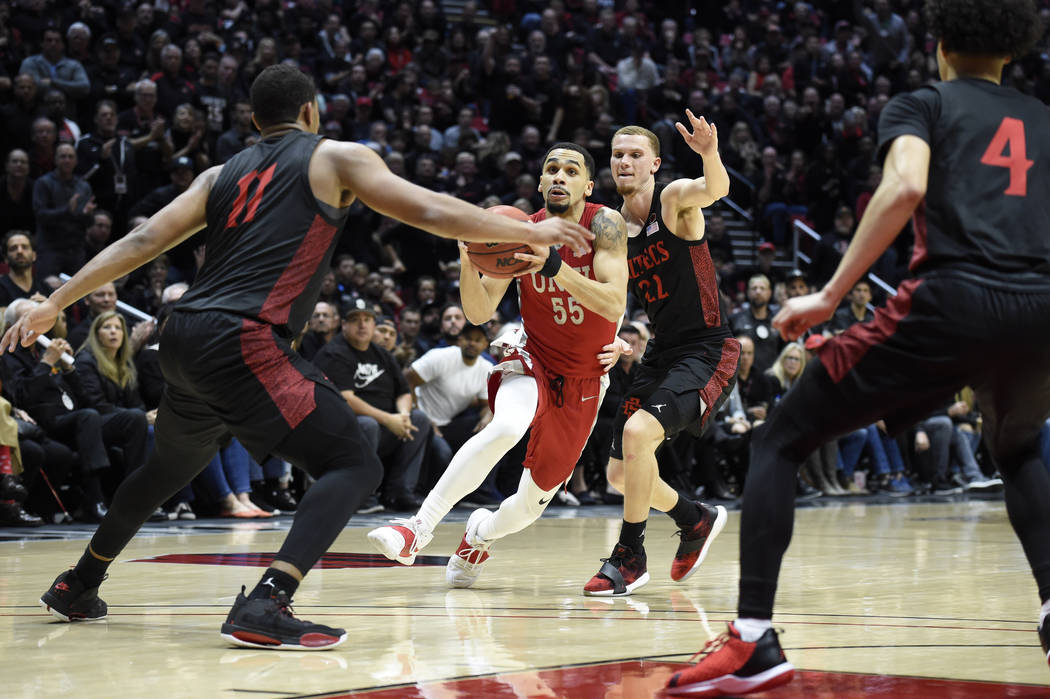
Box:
[597,336,632,373]
[772,290,837,341]
[528,217,593,257]
[2,299,59,353]
[675,109,719,157]
[512,243,548,276]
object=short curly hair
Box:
[925,0,1043,57]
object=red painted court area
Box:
[295,660,1048,698]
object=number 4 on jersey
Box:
[980,117,1033,197]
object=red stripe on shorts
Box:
[240,319,315,429]
[698,337,741,430]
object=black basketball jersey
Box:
[178,131,349,336]
[626,183,730,351]
[877,78,1050,278]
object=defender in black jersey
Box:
[6,65,592,651]
[668,2,1050,695]
[583,115,736,596]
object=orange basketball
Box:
[465,205,534,278]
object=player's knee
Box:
[483,415,528,449]
[622,413,662,456]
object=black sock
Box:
[249,567,299,600]
[668,493,702,529]
[618,519,646,553]
[73,546,112,589]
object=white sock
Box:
[415,373,537,532]
[1040,599,1050,627]
[477,469,558,541]
[734,617,772,642]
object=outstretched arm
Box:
[330,142,593,254]
[662,110,730,212]
[3,166,221,350]
[458,242,515,325]
[773,134,929,340]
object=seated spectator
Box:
[729,274,781,375]
[313,299,432,512]
[196,437,272,518]
[0,149,35,234]
[831,279,874,333]
[0,231,48,306]
[406,323,493,492]
[67,282,118,349]
[299,301,339,361]
[32,142,95,277]
[837,421,914,495]
[2,300,132,522]
[392,306,426,368]
[435,302,466,347]
[215,98,256,163]
[0,384,42,526]
[373,315,398,352]
[766,342,826,498]
[83,210,114,263]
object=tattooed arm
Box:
[547,207,629,322]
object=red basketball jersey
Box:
[519,203,619,378]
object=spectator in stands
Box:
[117,79,170,192]
[730,274,781,374]
[393,306,425,368]
[42,89,81,145]
[152,44,196,119]
[0,231,47,306]
[0,149,35,234]
[313,298,431,512]
[373,315,398,352]
[28,117,58,178]
[32,142,95,277]
[88,36,138,117]
[67,282,118,349]
[83,210,113,262]
[406,322,493,492]
[215,98,255,163]
[19,27,90,102]
[831,279,874,333]
[810,203,855,287]
[299,301,338,361]
[1,75,41,155]
[75,100,137,232]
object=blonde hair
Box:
[81,310,137,389]
[613,125,660,157]
[767,341,806,390]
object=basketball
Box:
[465,205,534,278]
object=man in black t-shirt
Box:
[729,274,781,375]
[0,231,48,307]
[314,299,431,511]
[671,2,1050,693]
[830,279,874,333]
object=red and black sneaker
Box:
[666,622,795,696]
[1039,621,1050,668]
[671,503,728,582]
[583,543,649,596]
[40,570,108,622]
[220,587,346,651]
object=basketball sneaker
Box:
[40,570,107,622]
[220,586,346,651]
[1039,621,1050,667]
[367,516,433,565]
[446,508,494,589]
[666,622,795,696]
[671,503,728,582]
[583,542,649,596]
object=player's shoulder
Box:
[589,205,627,248]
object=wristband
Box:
[539,246,562,277]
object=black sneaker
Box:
[271,488,298,512]
[0,473,28,502]
[1039,621,1050,668]
[220,587,347,651]
[40,570,107,622]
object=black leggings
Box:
[87,382,381,576]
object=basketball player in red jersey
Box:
[583,112,736,596]
[369,142,629,588]
[8,65,591,651]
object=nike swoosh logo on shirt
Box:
[581,395,599,402]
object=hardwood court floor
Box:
[2,499,1048,698]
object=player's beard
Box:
[545,198,570,215]
[615,179,638,196]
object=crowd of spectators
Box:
[3,0,1049,525]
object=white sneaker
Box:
[446,509,494,589]
[368,517,433,565]
[965,477,1004,491]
